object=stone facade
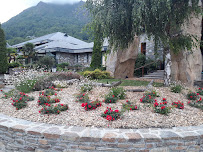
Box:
[139,34,163,61]
[0,114,203,152]
[56,52,92,67]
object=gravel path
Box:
[0,85,202,129]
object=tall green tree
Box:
[22,43,35,64]
[90,24,103,69]
[86,0,202,85]
[0,24,8,73]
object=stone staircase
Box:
[141,70,164,80]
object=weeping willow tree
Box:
[86,0,202,86]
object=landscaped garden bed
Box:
[0,82,203,129]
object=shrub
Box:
[39,104,68,114]
[134,53,158,77]
[1,89,19,99]
[39,86,59,96]
[104,95,118,103]
[134,53,146,77]
[8,62,21,68]
[101,107,121,121]
[172,101,184,109]
[197,88,203,96]
[144,90,159,98]
[109,87,126,99]
[188,97,203,110]
[11,92,34,110]
[187,91,199,100]
[122,100,139,111]
[80,83,93,93]
[81,100,102,111]
[153,98,170,115]
[12,101,27,110]
[16,79,37,93]
[140,95,155,103]
[38,95,60,106]
[33,77,54,91]
[57,62,69,69]
[75,93,89,103]
[48,72,81,81]
[37,56,55,70]
[170,84,182,93]
[83,69,111,79]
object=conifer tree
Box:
[90,24,103,69]
[0,24,8,73]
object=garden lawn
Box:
[97,79,163,87]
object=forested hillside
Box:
[2,1,91,45]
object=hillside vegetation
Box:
[2,1,91,45]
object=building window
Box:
[76,54,79,63]
[141,43,146,55]
[86,54,89,63]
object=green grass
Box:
[96,79,163,87]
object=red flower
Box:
[115,110,119,113]
[81,103,85,107]
[163,98,166,101]
[106,115,112,121]
[140,99,143,102]
[112,95,115,98]
[135,106,137,109]
[126,100,128,103]
[61,104,64,106]
[55,93,57,96]
[39,111,41,113]
[130,108,132,110]
[197,93,200,95]
[88,105,91,108]
[161,106,165,110]
[0,90,2,92]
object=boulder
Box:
[106,35,140,78]
[170,11,202,87]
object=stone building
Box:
[139,34,163,61]
[12,32,108,67]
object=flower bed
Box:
[0,85,203,129]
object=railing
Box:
[134,60,162,77]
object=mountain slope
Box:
[2,1,91,45]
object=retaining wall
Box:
[0,113,202,152]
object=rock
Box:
[106,35,139,78]
[170,10,202,87]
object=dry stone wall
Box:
[0,114,203,152]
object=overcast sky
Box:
[0,0,84,23]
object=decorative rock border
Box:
[0,114,202,152]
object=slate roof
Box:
[12,32,108,54]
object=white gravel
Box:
[0,85,203,129]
